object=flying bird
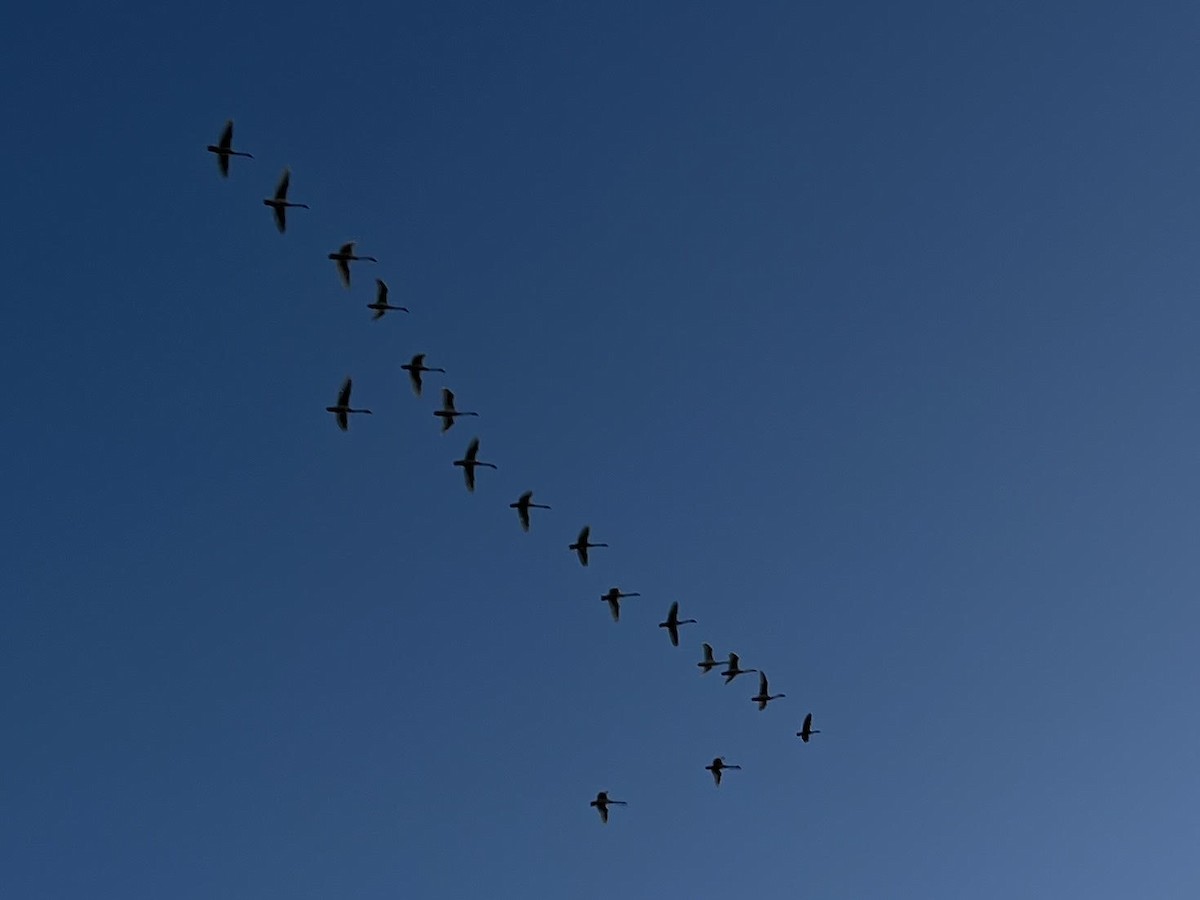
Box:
[657,601,697,647]
[721,653,757,685]
[705,757,741,787]
[400,353,445,396]
[509,491,551,532]
[796,713,821,743]
[262,168,308,232]
[325,377,372,431]
[452,437,497,492]
[367,279,409,319]
[206,120,253,177]
[589,791,627,824]
[569,525,608,567]
[750,672,786,711]
[328,241,377,288]
[697,643,720,674]
[601,587,641,622]
[434,388,479,432]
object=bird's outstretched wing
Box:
[465,438,480,461]
[515,492,532,531]
[441,388,456,412]
[336,409,348,431]
[464,465,476,492]
[273,204,287,233]
[275,169,290,200]
[336,257,351,287]
[405,356,425,395]
[218,120,233,151]
[337,378,352,407]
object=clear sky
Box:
[2,1,1199,897]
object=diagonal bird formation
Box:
[206,118,823,826]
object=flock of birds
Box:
[207,119,821,825]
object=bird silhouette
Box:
[601,587,641,622]
[509,491,551,532]
[328,241,377,288]
[434,388,479,433]
[569,525,608,567]
[657,601,697,647]
[750,672,786,711]
[206,120,252,177]
[705,757,741,786]
[697,642,720,674]
[452,437,497,492]
[400,353,444,396]
[262,168,308,232]
[367,279,409,319]
[722,653,757,684]
[590,791,627,824]
[325,377,372,431]
[796,713,821,743]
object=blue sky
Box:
[3,1,1199,897]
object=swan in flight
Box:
[589,791,627,824]
[697,643,719,674]
[721,653,757,685]
[434,388,479,432]
[657,601,697,647]
[328,241,377,288]
[705,757,741,786]
[325,377,372,431]
[569,525,608,567]
[262,168,308,232]
[367,279,409,319]
[206,120,252,176]
[750,672,786,711]
[509,491,551,532]
[601,587,640,622]
[452,437,497,492]
[796,713,821,743]
[400,353,444,396]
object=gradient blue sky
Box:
[3,1,1199,897]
